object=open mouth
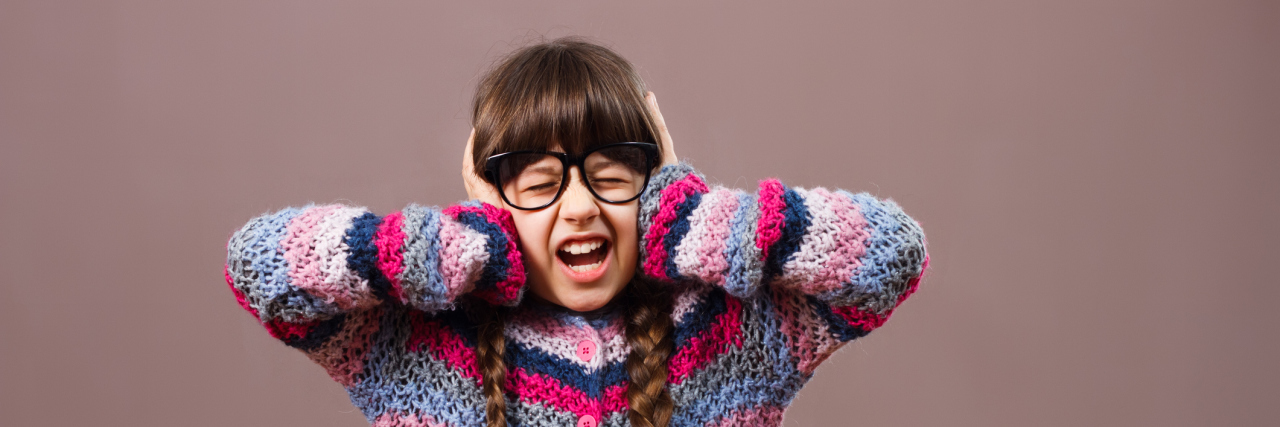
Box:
[557,238,610,273]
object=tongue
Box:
[560,247,602,267]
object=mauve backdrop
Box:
[2,1,1277,426]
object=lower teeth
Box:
[569,261,603,272]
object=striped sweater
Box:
[224,163,929,427]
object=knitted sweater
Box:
[224,163,929,427]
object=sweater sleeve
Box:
[223,201,526,351]
[638,163,929,364]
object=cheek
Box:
[606,208,640,269]
[510,212,553,263]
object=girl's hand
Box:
[646,91,678,166]
[462,128,504,207]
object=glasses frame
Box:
[483,142,661,211]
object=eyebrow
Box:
[523,165,561,175]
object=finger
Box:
[462,128,477,174]
[645,92,677,165]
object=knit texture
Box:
[224,164,929,427]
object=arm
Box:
[638,163,929,368]
[224,201,525,350]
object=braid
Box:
[468,297,509,427]
[624,278,675,427]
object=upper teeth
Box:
[561,239,604,254]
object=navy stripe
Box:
[805,296,870,342]
[672,287,728,348]
[505,340,628,397]
[663,191,704,279]
[764,187,811,281]
[283,313,348,350]
[344,212,395,302]
[420,307,479,348]
[451,210,511,292]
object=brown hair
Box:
[468,37,674,427]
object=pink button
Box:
[577,415,597,427]
[576,340,596,362]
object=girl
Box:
[225,37,928,427]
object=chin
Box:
[553,285,624,312]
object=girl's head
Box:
[467,37,674,427]
[470,37,661,313]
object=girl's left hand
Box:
[646,91,678,166]
[461,128,504,207]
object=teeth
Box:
[569,260,604,272]
[561,238,605,254]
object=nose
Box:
[558,166,600,225]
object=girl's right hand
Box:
[462,128,504,207]
[646,91,679,166]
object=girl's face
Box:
[501,145,639,312]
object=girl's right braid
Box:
[624,278,675,427]
[469,297,509,427]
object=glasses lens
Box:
[584,145,650,203]
[497,153,564,209]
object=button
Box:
[577,415,597,427]
[576,340,596,362]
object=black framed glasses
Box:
[483,142,660,210]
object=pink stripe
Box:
[507,368,600,419]
[668,296,744,384]
[264,318,319,342]
[771,290,835,374]
[695,191,738,285]
[312,206,374,309]
[508,312,627,364]
[443,204,526,304]
[224,264,259,319]
[755,179,786,257]
[832,254,928,332]
[405,311,481,384]
[283,205,339,295]
[602,383,628,415]
[374,211,407,301]
[643,173,709,280]
[796,189,872,295]
[673,189,739,285]
[830,304,890,331]
[897,253,928,309]
[671,285,713,323]
[371,411,448,427]
[435,217,481,299]
[706,405,785,426]
[321,308,382,387]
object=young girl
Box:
[225,38,928,427]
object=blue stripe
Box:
[806,295,870,342]
[245,206,341,320]
[416,209,449,310]
[670,344,807,426]
[722,193,757,297]
[344,212,394,303]
[764,187,811,281]
[837,192,903,301]
[755,287,798,380]
[663,191,704,279]
[247,207,304,302]
[505,341,628,397]
[283,313,348,350]
[451,210,511,292]
[672,287,728,349]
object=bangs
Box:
[472,39,657,169]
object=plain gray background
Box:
[2,1,1277,426]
